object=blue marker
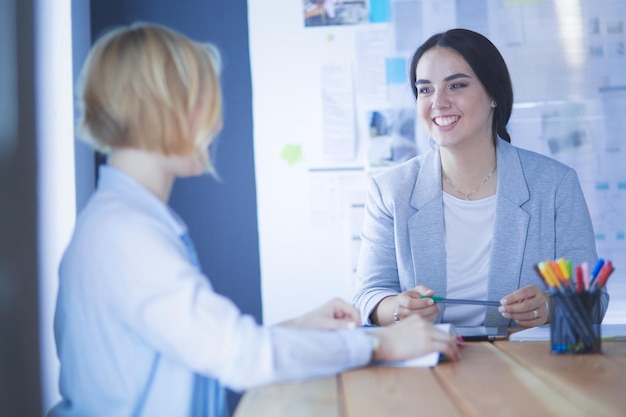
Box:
[589,258,605,287]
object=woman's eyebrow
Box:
[415,73,471,86]
[444,73,471,82]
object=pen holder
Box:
[549,292,601,354]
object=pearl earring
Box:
[491,100,497,107]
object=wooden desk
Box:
[234,341,626,417]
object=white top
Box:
[441,192,496,325]
[49,165,372,417]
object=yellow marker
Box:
[557,257,570,279]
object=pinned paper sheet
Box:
[320,64,357,160]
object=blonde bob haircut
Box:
[77,23,223,174]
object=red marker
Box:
[575,265,584,293]
[594,261,614,289]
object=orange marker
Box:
[557,258,570,279]
[538,261,559,288]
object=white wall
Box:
[249,0,626,325]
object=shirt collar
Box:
[97,164,189,238]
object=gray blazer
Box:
[353,139,609,326]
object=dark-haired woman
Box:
[353,28,608,329]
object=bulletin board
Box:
[248,0,626,325]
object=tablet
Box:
[455,326,508,341]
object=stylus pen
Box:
[420,296,501,306]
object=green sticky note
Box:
[280,144,303,165]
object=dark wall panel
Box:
[0,0,42,415]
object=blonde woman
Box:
[49,23,459,417]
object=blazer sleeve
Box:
[352,176,402,324]
[555,168,609,323]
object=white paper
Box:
[509,323,626,342]
[373,323,458,367]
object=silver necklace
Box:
[443,166,496,201]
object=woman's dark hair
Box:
[409,28,513,144]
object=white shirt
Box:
[49,165,372,417]
[441,192,496,325]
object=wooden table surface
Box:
[233,341,626,417]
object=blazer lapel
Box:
[407,148,447,298]
[485,141,531,325]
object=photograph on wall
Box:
[304,0,369,27]
[365,108,417,169]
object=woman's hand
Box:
[279,298,361,330]
[371,315,461,362]
[372,285,440,326]
[394,285,440,323]
[499,285,549,328]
